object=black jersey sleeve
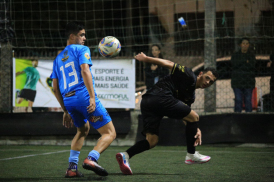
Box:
[171,63,195,80]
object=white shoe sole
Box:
[185,156,211,165]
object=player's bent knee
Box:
[106,123,116,140]
[149,140,158,149]
[147,139,158,149]
[97,121,116,140]
[109,131,116,140]
[77,123,90,137]
[102,133,116,143]
[79,128,89,137]
[146,134,159,149]
[184,110,199,122]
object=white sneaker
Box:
[185,151,211,164]
[116,152,133,175]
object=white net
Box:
[9,0,274,56]
[5,0,274,113]
[10,0,274,59]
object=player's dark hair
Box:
[151,44,164,59]
[203,67,219,79]
[238,37,249,45]
[65,21,85,40]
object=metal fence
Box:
[1,0,274,113]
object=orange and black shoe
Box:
[82,158,108,176]
[65,168,84,178]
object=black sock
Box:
[186,122,198,154]
[126,139,150,159]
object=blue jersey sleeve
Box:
[50,59,57,79]
[79,46,92,66]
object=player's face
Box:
[32,60,38,67]
[152,46,160,58]
[196,71,216,89]
[74,29,86,45]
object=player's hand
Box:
[63,111,73,128]
[87,98,96,113]
[135,52,147,62]
[194,128,202,146]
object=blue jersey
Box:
[50,44,97,106]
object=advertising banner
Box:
[91,59,135,108]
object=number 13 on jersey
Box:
[60,62,78,89]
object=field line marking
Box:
[0,150,69,161]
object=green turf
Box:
[0,145,273,182]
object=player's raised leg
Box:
[116,152,132,175]
[116,133,158,175]
[82,121,116,176]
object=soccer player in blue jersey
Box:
[50,21,116,178]
[116,52,218,175]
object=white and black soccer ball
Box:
[98,36,121,58]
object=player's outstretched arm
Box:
[135,52,174,70]
[16,71,25,76]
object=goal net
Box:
[3,0,274,113]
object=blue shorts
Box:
[66,99,112,129]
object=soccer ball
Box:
[98,36,121,58]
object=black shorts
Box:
[18,89,36,102]
[140,94,191,136]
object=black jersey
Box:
[145,63,197,106]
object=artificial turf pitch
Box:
[0,145,273,182]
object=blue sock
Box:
[88,150,100,162]
[68,150,80,165]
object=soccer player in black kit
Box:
[116,52,218,175]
